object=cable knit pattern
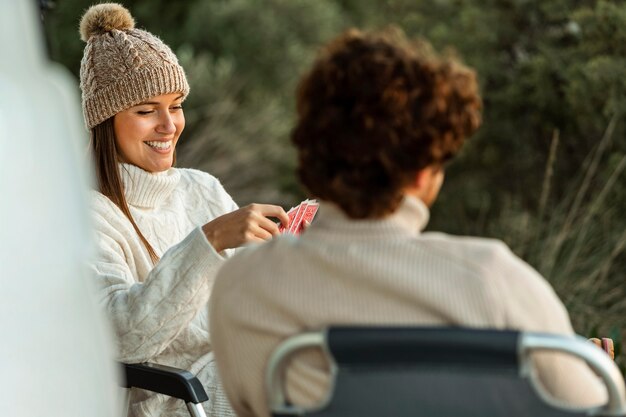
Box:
[79,4,189,129]
[90,163,237,417]
[210,196,607,417]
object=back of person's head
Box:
[292,28,482,219]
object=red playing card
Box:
[279,206,298,233]
[294,200,319,235]
[288,201,308,234]
[281,199,320,235]
[301,201,319,223]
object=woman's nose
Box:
[156,112,176,134]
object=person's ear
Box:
[414,168,431,190]
[408,167,434,193]
[403,165,445,207]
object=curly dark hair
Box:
[292,28,482,219]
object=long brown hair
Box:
[91,117,160,263]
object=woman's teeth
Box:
[145,141,171,150]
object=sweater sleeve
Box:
[491,243,608,408]
[91,215,224,363]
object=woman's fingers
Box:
[254,214,282,236]
[248,223,274,240]
[249,204,289,228]
[202,203,289,252]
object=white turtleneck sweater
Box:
[210,196,607,417]
[90,163,237,417]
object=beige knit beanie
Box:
[79,3,189,129]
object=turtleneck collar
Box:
[306,195,430,240]
[119,163,181,208]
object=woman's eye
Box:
[137,110,153,115]
[170,105,183,111]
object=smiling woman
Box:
[79,3,288,417]
[113,93,185,173]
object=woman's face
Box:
[113,93,185,173]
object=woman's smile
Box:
[144,140,173,152]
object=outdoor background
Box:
[43,0,625,372]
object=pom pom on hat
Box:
[79,3,135,42]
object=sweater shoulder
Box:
[422,233,545,283]
[422,232,565,324]
[417,232,555,303]
[88,191,135,243]
[421,231,507,248]
[177,168,235,204]
[177,168,222,190]
[89,190,123,220]
[419,232,515,271]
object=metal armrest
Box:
[122,362,208,417]
[266,328,626,417]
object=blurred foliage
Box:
[43,0,624,371]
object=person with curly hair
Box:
[209,28,607,417]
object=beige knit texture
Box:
[79,3,189,129]
[210,197,608,417]
[90,163,239,417]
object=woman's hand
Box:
[202,204,289,253]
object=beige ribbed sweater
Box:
[210,196,607,417]
[90,163,237,417]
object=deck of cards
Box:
[279,199,319,235]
